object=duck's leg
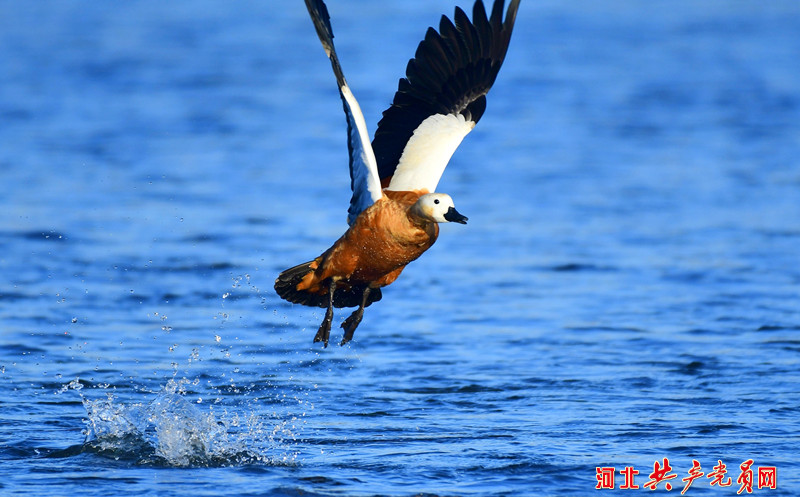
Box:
[340,287,371,346]
[313,282,336,348]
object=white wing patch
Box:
[341,84,383,206]
[386,113,475,193]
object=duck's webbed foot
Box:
[340,309,363,346]
[340,287,371,346]
[313,283,335,347]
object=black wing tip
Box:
[305,0,334,44]
[305,0,350,89]
[373,0,521,180]
[401,0,520,107]
[506,0,522,25]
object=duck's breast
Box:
[341,194,437,283]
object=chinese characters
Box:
[596,459,777,493]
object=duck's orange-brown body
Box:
[298,189,438,296]
[274,189,443,346]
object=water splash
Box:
[62,378,301,467]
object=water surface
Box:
[1,1,799,495]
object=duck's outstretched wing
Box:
[373,0,520,192]
[305,0,383,225]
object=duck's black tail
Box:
[275,261,324,307]
[274,261,382,309]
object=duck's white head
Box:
[410,193,468,224]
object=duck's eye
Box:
[433,199,440,205]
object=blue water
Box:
[2,1,799,495]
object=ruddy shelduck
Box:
[275,0,520,346]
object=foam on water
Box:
[59,378,301,467]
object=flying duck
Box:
[275,0,520,347]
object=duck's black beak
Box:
[443,206,468,224]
